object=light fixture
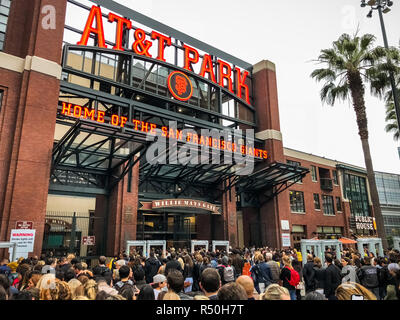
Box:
[387,0,393,6]
[178,108,183,112]
[367,0,377,5]
[135,95,141,101]
[367,9,373,17]
[361,0,366,7]
[382,7,391,13]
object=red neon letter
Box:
[61,102,72,116]
[108,13,132,51]
[151,31,171,62]
[77,6,107,48]
[235,67,250,104]
[183,45,199,71]
[200,54,216,83]
[218,60,233,93]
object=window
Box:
[313,193,321,210]
[322,195,335,215]
[336,197,342,212]
[0,0,11,51]
[290,191,305,213]
[287,160,302,183]
[311,165,317,182]
[343,173,370,216]
[333,170,339,185]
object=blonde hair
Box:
[335,282,377,300]
[68,278,83,299]
[177,257,184,270]
[282,256,292,268]
[83,279,98,300]
[194,295,210,300]
[163,291,181,300]
[261,284,290,300]
[73,296,89,300]
[314,257,322,268]
[36,274,57,300]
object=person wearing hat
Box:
[152,274,167,300]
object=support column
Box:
[105,162,139,257]
[0,0,67,258]
[221,182,238,248]
[251,60,288,248]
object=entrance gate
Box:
[43,211,105,259]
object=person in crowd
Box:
[292,256,303,300]
[145,251,161,284]
[137,284,155,300]
[113,265,137,298]
[384,263,400,300]
[165,252,183,276]
[265,252,280,284]
[133,267,147,291]
[92,256,109,278]
[304,290,326,300]
[341,257,358,284]
[312,257,326,296]
[58,257,72,274]
[192,254,203,292]
[166,269,193,300]
[302,254,316,293]
[250,253,273,294]
[42,257,57,275]
[0,274,15,299]
[163,291,180,300]
[357,256,380,299]
[335,282,377,300]
[157,258,168,275]
[96,276,119,296]
[260,284,290,300]
[324,254,342,300]
[199,268,220,300]
[231,249,244,280]
[67,278,83,299]
[152,274,167,300]
[217,282,247,300]
[279,255,299,300]
[182,254,194,293]
[236,275,257,300]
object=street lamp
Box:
[361,0,400,138]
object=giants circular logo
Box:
[167,71,193,101]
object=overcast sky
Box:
[72,0,400,174]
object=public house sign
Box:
[77,5,251,104]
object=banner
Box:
[140,199,220,214]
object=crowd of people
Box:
[0,245,399,301]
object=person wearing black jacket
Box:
[357,256,380,299]
[145,252,161,283]
[165,252,183,276]
[324,255,342,300]
[303,254,316,293]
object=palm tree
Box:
[384,98,399,141]
[311,33,400,249]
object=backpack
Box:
[285,267,300,287]
[223,265,235,282]
[242,262,251,277]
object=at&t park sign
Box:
[77,4,251,104]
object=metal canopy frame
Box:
[236,162,310,206]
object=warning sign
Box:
[82,236,95,246]
[9,229,36,259]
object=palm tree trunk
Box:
[348,71,388,249]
